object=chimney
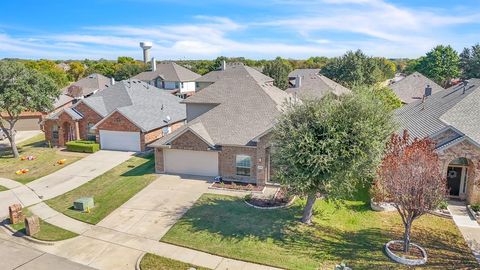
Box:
[424,85,432,97]
[221,60,226,71]
[151,57,156,72]
[110,77,115,85]
[295,75,302,88]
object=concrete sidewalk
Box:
[448,201,480,262]
[25,176,282,270]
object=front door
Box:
[447,166,463,196]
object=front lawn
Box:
[9,208,77,241]
[46,153,156,224]
[0,134,83,184]
[140,253,210,270]
[162,192,478,270]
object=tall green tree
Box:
[272,87,395,224]
[416,45,460,87]
[85,61,117,77]
[0,61,59,157]
[67,61,86,81]
[114,62,147,81]
[374,86,403,111]
[24,60,69,88]
[321,50,392,88]
[262,57,292,90]
[459,44,480,79]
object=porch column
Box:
[74,121,80,141]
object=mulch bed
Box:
[388,242,425,260]
[246,187,292,207]
[211,181,264,192]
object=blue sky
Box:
[1,0,479,60]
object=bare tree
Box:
[377,130,447,252]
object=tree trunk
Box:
[301,192,317,224]
[403,222,411,253]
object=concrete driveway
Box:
[0,130,42,149]
[97,174,212,240]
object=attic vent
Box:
[424,85,432,97]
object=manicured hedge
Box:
[65,140,100,153]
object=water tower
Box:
[139,41,153,64]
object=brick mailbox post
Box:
[8,204,24,225]
[25,216,40,236]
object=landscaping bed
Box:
[210,180,264,192]
[245,187,294,208]
[6,208,77,242]
[0,134,83,184]
[161,190,478,270]
[139,253,210,270]
[46,153,156,224]
[385,240,427,265]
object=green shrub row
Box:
[66,140,100,153]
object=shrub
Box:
[66,140,100,153]
[471,204,480,212]
[437,199,449,210]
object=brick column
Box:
[74,121,80,141]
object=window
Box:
[87,123,96,141]
[162,126,170,136]
[175,82,180,89]
[52,124,59,139]
[236,155,251,176]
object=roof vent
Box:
[463,80,469,94]
[424,85,432,97]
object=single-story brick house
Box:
[388,72,444,104]
[43,79,186,152]
[395,78,480,203]
[133,61,201,99]
[286,69,351,100]
[150,63,290,184]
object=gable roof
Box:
[395,79,480,145]
[150,64,291,147]
[194,62,273,85]
[286,69,350,99]
[133,62,201,82]
[61,73,112,98]
[388,72,444,103]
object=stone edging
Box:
[135,252,146,270]
[208,183,266,194]
[428,209,452,219]
[384,240,427,266]
[1,223,54,246]
[466,205,480,225]
[244,196,296,210]
[370,199,396,212]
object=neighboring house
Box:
[133,61,201,98]
[286,69,350,100]
[43,79,186,152]
[388,72,444,104]
[150,63,292,184]
[193,62,250,91]
[395,79,480,203]
[1,74,112,131]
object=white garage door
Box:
[99,130,141,151]
[164,149,218,176]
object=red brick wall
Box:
[219,146,257,183]
[75,103,103,140]
[170,130,211,151]
[95,111,140,133]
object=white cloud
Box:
[0,0,478,59]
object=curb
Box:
[1,222,54,246]
[135,252,146,270]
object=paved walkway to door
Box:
[448,200,480,262]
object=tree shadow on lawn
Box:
[0,138,46,158]
[179,195,478,269]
